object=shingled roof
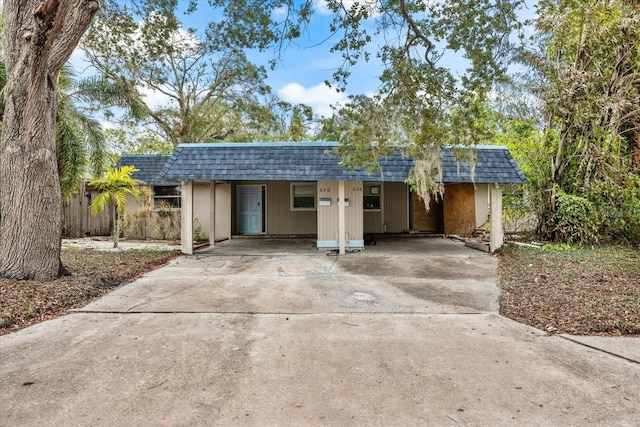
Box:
[117,155,175,186]
[159,142,525,184]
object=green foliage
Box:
[104,128,173,158]
[590,175,640,243]
[56,72,108,198]
[88,0,527,200]
[288,105,314,142]
[90,166,141,248]
[510,0,640,243]
[551,190,599,244]
[227,97,315,142]
[82,1,275,147]
[503,188,533,234]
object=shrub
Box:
[590,176,640,244]
[552,190,599,244]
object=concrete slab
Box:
[201,236,486,257]
[78,241,498,314]
[561,334,640,364]
[2,237,639,426]
[2,313,639,426]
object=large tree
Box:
[1,0,527,280]
[1,0,100,280]
[82,2,273,147]
[273,0,525,199]
[0,63,107,199]
[518,0,640,242]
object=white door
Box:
[237,186,262,234]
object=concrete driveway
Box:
[1,238,639,426]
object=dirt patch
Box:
[0,248,179,335]
[498,244,640,336]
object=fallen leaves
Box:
[498,244,640,336]
[0,249,178,335]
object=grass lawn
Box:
[499,244,640,336]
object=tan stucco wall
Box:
[474,184,490,229]
[181,182,233,241]
[123,180,494,241]
[213,183,232,241]
[193,183,211,236]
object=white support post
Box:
[490,183,504,253]
[338,180,346,255]
[209,181,216,247]
[181,180,194,255]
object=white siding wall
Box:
[317,180,363,248]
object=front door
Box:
[237,185,262,234]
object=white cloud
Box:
[313,0,380,17]
[272,5,289,20]
[278,82,349,117]
[313,0,332,15]
[138,84,174,109]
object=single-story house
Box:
[128,142,525,255]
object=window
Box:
[291,182,316,210]
[154,185,181,208]
[364,183,381,210]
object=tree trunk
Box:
[113,205,119,248]
[0,0,100,280]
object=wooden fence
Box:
[62,181,113,238]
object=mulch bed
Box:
[0,249,179,335]
[498,244,640,336]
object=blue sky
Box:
[71,0,538,120]
[69,1,380,118]
[181,1,385,117]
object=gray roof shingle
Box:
[117,155,175,186]
[158,142,526,184]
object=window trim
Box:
[363,182,382,211]
[290,182,317,211]
[153,185,181,209]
